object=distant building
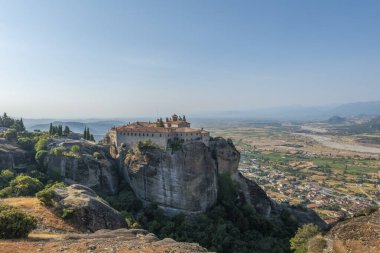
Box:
[107,114,210,150]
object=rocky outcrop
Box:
[0,138,33,171]
[45,141,119,194]
[53,184,126,232]
[318,208,380,253]
[122,142,218,213]
[209,137,273,216]
[0,228,210,253]
[119,136,326,229]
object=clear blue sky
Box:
[0,0,379,118]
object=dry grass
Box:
[0,197,79,233]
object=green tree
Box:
[35,150,48,167]
[4,129,17,141]
[63,125,70,135]
[0,204,37,239]
[49,123,53,135]
[0,169,16,189]
[8,175,44,196]
[34,137,48,152]
[1,113,13,128]
[17,137,35,150]
[290,224,319,253]
[71,145,80,153]
[58,125,63,136]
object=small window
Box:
[143,133,145,136]
[139,133,141,136]
[152,134,154,137]
[160,134,162,137]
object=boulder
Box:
[53,184,126,232]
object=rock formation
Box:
[121,142,218,213]
[53,184,126,232]
[0,138,33,171]
[44,141,119,194]
[118,136,326,228]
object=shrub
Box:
[0,169,16,188]
[61,208,74,219]
[51,147,64,156]
[290,224,319,253]
[0,204,37,239]
[137,140,159,151]
[4,129,17,141]
[36,182,65,206]
[93,151,102,159]
[71,145,80,153]
[35,150,48,167]
[17,137,35,150]
[0,187,13,197]
[34,137,48,152]
[9,175,44,196]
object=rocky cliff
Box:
[118,137,326,228]
[121,142,218,213]
[44,141,119,195]
[118,137,272,215]
[0,138,33,171]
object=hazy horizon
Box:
[1,1,380,118]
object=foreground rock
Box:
[53,184,126,232]
[0,228,210,253]
[320,208,380,253]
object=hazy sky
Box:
[0,0,379,118]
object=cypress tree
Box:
[63,126,70,135]
[19,118,25,131]
[58,125,63,136]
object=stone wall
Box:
[110,130,210,150]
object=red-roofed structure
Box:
[108,114,210,150]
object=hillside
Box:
[0,197,209,253]
[320,208,380,253]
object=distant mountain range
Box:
[196,101,380,121]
